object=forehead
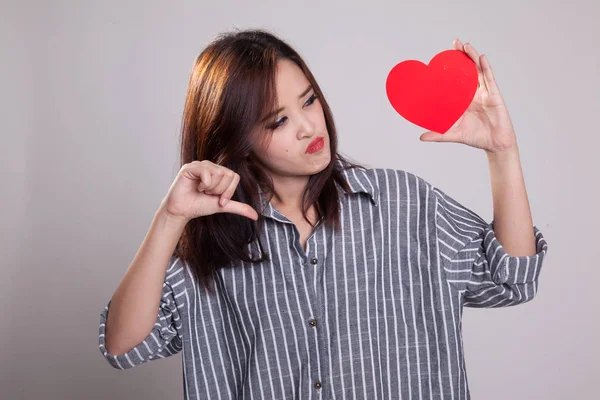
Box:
[275,59,310,94]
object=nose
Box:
[298,116,316,139]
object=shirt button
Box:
[310,257,318,265]
[308,319,317,328]
[314,380,322,389]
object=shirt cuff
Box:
[481,221,548,285]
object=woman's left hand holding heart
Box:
[419,39,518,154]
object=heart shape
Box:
[386,49,478,134]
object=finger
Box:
[223,200,259,221]
[480,54,500,96]
[201,168,226,193]
[198,168,212,192]
[182,161,216,192]
[420,115,464,142]
[219,173,240,207]
[453,38,465,51]
[190,168,211,192]
[463,43,481,69]
[183,161,206,178]
[454,39,484,90]
[420,130,453,142]
[206,169,234,198]
[463,43,485,90]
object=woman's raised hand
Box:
[161,160,259,223]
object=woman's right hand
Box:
[160,160,259,223]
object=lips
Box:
[306,137,324,154]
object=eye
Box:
[269,93,319,130]
[305,93,318,106]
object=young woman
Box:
[98,28,548,399]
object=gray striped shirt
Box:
[99,162,548,399]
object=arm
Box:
[419,40,548,307]
[103,203,187,356]
[486,145,536,256]
[432,177,548,308]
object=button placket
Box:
[301,237,324,394]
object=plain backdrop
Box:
[2,0,599,399]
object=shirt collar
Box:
[256,159,380,219]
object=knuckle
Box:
[185,160,201,170]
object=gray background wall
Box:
[2,0,598,398]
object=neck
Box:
[268,175,312,214]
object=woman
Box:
[98,28,548,399]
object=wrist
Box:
[486,144,519,162]
[156,201,190,228]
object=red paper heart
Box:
[386,49,478,134]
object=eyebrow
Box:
[261,85,313,123]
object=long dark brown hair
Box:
[173,28,368,295]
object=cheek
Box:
[262,142,290,161]
[269,138,295,156]
[275,146,292,159]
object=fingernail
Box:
[221,198,229,206]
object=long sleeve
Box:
[432,185,549,308]
[98,256,186,369]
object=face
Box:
[250,59,331,180]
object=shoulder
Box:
[337,162,442,208]
[366,167,436,201]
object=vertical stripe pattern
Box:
[99,161,548,399]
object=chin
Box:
[308,156,330,173]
